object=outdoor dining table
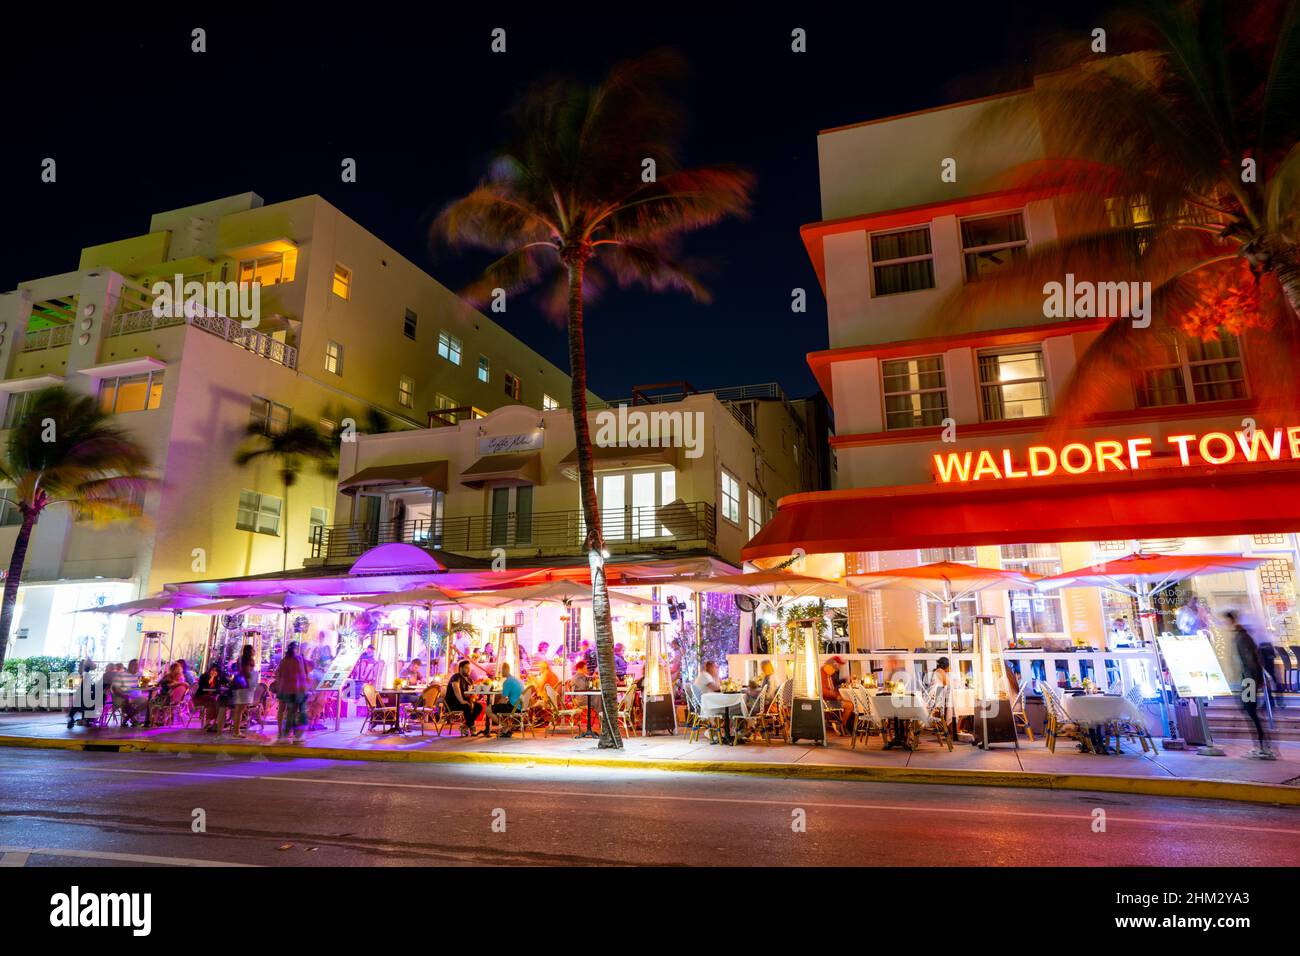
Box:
[700,692,747,744]
[380,686,425,735]
[469,683,496,736]
[1061,693,1149,753]
[872,692,930,750]
[567,690,605,739]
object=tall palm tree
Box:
[434,51,753,747]
[944,0,1300,423]
[0,387,153,670]
[234,420,334,572]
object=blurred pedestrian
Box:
[1224,610,1276,759]
[274,641,312,743]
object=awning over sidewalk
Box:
[339,460,448,495]
[459,452,542,488]
[558,444,678,479]
[742,463,1300,560]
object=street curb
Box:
[1,733,1295,806]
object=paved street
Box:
[0,749,1296,867]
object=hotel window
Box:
[98,371,165,415]
[1,392,34,430]
[403,309,418,340]
[250,396,290,435]
[978,348,1048,421]
[542,394,559,411]
[0,492,21,527]
[438,330,462,365]
[503,371,521,401]
[237,253,291,287]
[331,264,352,300]
[1136,331,1246,408]
[746,487,763,539]
[477,354,490,382]
[325,340,344,375]
[309,506,329,542]
[398,375,415,408]
[720,469,741,525]
[490,485,534,547]
[870,226,935,295]
[920,546,977,563]
[1000,543,1065,634]
[881,355,948,430]
[236,489,282,536]
[960,212,1027,282]
[596,469,677,540]
[924,594,980,643]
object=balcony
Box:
[107,306,298,370]
[21,325,73,352]
[311,501,717,563]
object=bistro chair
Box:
[408,684,442,735]
[99,690,125,727]
[361,683,399,734]
[683,681,722,744]
[924,684,955,752]
[730,686,771,743]
[1039,683,1089,753]
[495,685,536,738]
[778,677,795,743]
[615,683,638,739]
[545,682,584,736]
[847,687,885,749]
[239,683,271,733]
[148,682,190,728]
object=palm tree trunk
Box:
[0,510,38,671]
[282,481,290,573]
[1274,253,1300,321]
[567,259,622,749]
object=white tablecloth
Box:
[700,692,747,717]
[869,693,930,722]
[1062,694,1148,730]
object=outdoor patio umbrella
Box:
[1035,551,1268,743]
[462,579,655,608]
[80,592,214,667]
[324,585,481,675]
[846,561,1041,654]
[650,570,859,610]
[186,592,373,666]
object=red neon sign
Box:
[932,426,1300,484]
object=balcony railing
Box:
[311,501,717,563]
[21,325,73,352]
[107,306,298,370]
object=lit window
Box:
[438,331,462,365]
[881,355,948,430]
[503,372,521,401]
[98,371,165,414]
[398,375,415,408]
[477,354,490,382]
[309,506,329,542]
[871,226,935,295]
[250,396,290,435]
[1000,544,1064,634]
[960,212,1027,282]
[237,252,293,287]
[331,264,352,300]
[434,393,456,410]
[1,392,34,430]
[978,348,1048,421]
[324,340,344,375]
[720,469,741,525]
[746,487,763,539]
[1136,331,1246,408]
[236,489,282,536]
[403,309,418,340]
[542,394,559,411]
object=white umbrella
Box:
[80,592,213,665]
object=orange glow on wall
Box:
[932,426,1300,484]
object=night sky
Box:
[1,3,1106,404]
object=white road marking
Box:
[0,846,254,867]
[51,763,1300,838]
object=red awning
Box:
[742,462,1300,560]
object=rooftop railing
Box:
[107,306,298,370]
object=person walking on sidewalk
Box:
[274,641,312,743]
[1224,611,1276,760]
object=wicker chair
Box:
[361,683,399,734]
[729,686,771,743]
[407,684,443,735]
[495,686,536,738]
[847,687,885,750]
[923,684,955,751]
[615,684,638,739]
[683,681,722,744]
[1040,684,1090,753]
[148,683,191,728]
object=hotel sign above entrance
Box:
[932,425,1300,484]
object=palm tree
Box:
[234,420,335,572]
[943,0,1300,423]
[434,51,753,747]
[0,387,153,670]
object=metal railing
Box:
[311,501,717,562]
[21,325,73,352]
[106,305,298,370]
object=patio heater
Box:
[494,624,519,677]
[789,619,826,746]
[971,614,1018,748]
[642,621,676,735]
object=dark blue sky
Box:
[0,3,1105,403]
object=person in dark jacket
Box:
[1224,611,1275,759]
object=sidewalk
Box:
[1,712,1296,805]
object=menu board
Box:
[316,647,362,691]
[1157,631,1231,699]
